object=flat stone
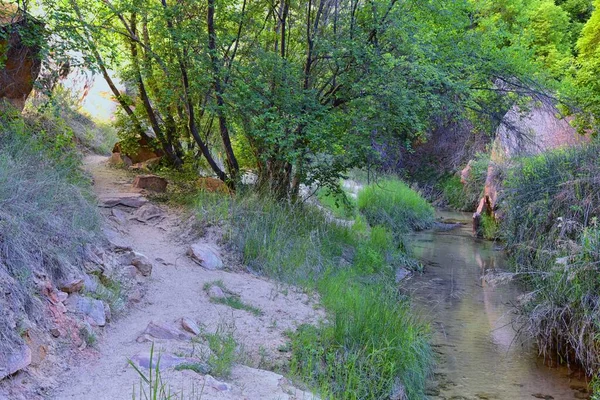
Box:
[181,318,201,336]
[103,227,132,251]
[132,203,164,223]
[205,375,231,392]
[65,295,106,326]
[130,352,196,371]
[100,195,148,208]
[140,321,190,341]
[0,344,31,380]
[187,243,223,270]
[59,278,84,294]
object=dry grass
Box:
[0,114,100,360]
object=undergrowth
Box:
[193,184,433,399]
[502,142,600,376]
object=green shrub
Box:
[357,178,435,235]
[503,142,600,375]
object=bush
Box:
[316,187,356,219]
[502,142,600,375]
[0,116,100,360]
[357,178,435,235]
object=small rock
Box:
[205,375,231,392]
[65,295,106,326]
[181,318,201,336]
[128,289,143,303]
[50,328,61,338]
[131,252,153,277]
[395,268,411,283]
[0,344,32,380]
[123,265,140,279]
[132,175,168,193]
[132,203,164,223]
[140,321,190,341]
[207,286,225,299]
[532,394,554,400]
[59,279,84,294]
[56,291,68,303]
[187,243,223,270]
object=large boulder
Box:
[473,103,589,235]
[0,6,42,111]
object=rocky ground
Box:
[2,155,322,400]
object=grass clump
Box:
[291,273,431,399]
[204,325,238,378]
[502,142,600,376]
[194,188,432,399]
[210,294,264,317]
[357,178,435,235]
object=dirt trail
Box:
[51,155,320,400]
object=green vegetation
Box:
[194,182,433,399]
[502,142,600,376]
[317,188,356,219]
[204,325,238,378]
[208,291,264,317]
[440,154,490,211]
[357,179,435,234]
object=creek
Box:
[406,211,589,400]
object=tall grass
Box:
[502,142,600,375]
[0,115,100,360]
[357,178,435,234]
[194,187,433,399]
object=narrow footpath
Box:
[52,155,319,400]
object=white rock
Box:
[187,243,223,270]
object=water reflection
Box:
[406,211,589,400]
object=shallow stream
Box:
[406,211,589,400]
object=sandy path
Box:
[51,155,320,400]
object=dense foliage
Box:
[30,0,570,199]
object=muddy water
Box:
[406,211,589,400]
